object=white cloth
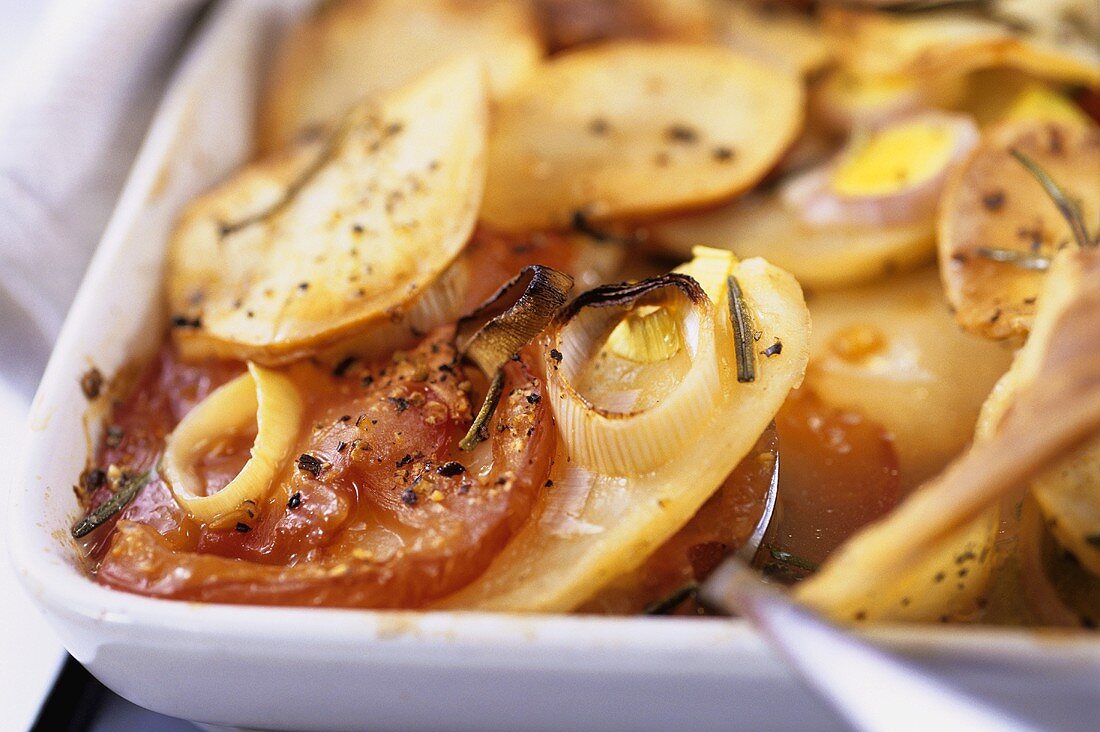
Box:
[0,0,209,726]
[0,0,208,394]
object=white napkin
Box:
[0,1,209,727]
[0,0,209,395]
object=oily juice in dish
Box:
[72,0,1100,626]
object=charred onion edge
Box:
[455,265,574,450]
[549,273,709,419]
[1009,148,1096,250]
[71,470,152,539]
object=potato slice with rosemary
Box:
[938,120,1100,339]
[979,249,1100,577]
[257,0,540,153]
[439,248,811,612]
[822,6,1100,88]
[480,42,804,232]
[169,58,488,363]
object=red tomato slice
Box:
[93,332,555,608]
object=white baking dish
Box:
[9,2,1100,730]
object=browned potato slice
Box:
[169,59,488,363]
[480,43,804,232]
[257,0,540,154]
[938,121,1100,339]
[713,0,831,77]
[823,6,1100,88]
[646,194,934,291]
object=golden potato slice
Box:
[257,0,540,153]
[822,6,1100,88]
[169,59,488,363]
[805,267,1013,489]
[646,194,934,290]
[480,42,804,232]
[713,0,832,77]
[938,120,1100,339]
[1032,437,1100,577]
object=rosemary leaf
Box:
[726,275,756,383]
[71,470,152,539]
[1009,148,1094,250]
[459,371,505,452]
[767,545,819,573]
[642,582,699,615]
[220,110,361,236]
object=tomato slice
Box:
[764,387,902,581]
[93,333,555,608]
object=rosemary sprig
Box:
[71,470,152,538]
[726,275,756,383]
[766,545,819,573]
[453,265,574,451]
[1009,148,1095,250]
[459,371,504,452]
[642,582,699,615]
[220,109,367,236]
[973,247,1051,271]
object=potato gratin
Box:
[73,0,1100,626]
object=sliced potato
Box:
[823,6,1100,88]
[805,267,1013,489]
[257,0,541,153]
[647,194,934,291]
[480,42,804,232]
[169,58,488,363]
[977,249,1100,576]
[1033,437,1100,577]
[713,0,831,77]
[938,120,1100,339]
